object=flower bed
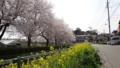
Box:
[2,43,101,68]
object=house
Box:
[111,30,119,37]
[76,35,97,43]
[96,33,109,43]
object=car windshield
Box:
[112,37,119,40]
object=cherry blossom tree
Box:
[50,18,75,46]
[12,0,53,47]
[6,0,75,47]
[39,13,55,46]
[0,0,28,40]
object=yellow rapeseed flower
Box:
[2,43,97,68]
[39,57,44,61]
[36,52,38,54]
[58,59,63,64]
[30,52,33,55]
[0,59,4,61]
[41,50,46,53]
[50,46,54,51]
[46,56,51,59]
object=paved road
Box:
[92,44,120,68]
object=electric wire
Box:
[110,3,120,17]
[89,0,120,33]
[90,0,105,27]
[97,2,120,32]
[93,8,107,28]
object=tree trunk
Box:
[0,23,9,40]
[28,36,31,47]
[41,33,49,46]
[55,38,57,46]
[0,25,5,31]
[46,39,49,46]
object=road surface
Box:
[92,44,120,68]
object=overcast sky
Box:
[50,0,120,33]
[3,0,120,38]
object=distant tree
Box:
[53,18,75,46]
[40,17,75,46]
[92,29,98,35]
[73,28,81,35]
[86,31,91,34]
[86,29,98,35]
[40,13,55,46]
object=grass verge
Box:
[1,43,102,68]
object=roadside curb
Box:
[93,46,112,68]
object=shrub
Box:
[97,42,105,44]
[0,45,69,59]
[0,42,5,47]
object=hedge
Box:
[0,45,70,56]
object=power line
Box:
[112,15,120,16]
[90,0,106,27]
[110,3,120,17]
[93,8,107,28]
[98,23,106,30]
[111,24,117,25]
[117,0,120,3]
[90,0,120,34]
[110,0,115,6]
[98,19,108,30]
[98,2,120,31]
[111,17,120,19]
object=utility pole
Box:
[107,0,111,45]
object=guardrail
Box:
[0,49,68,68]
